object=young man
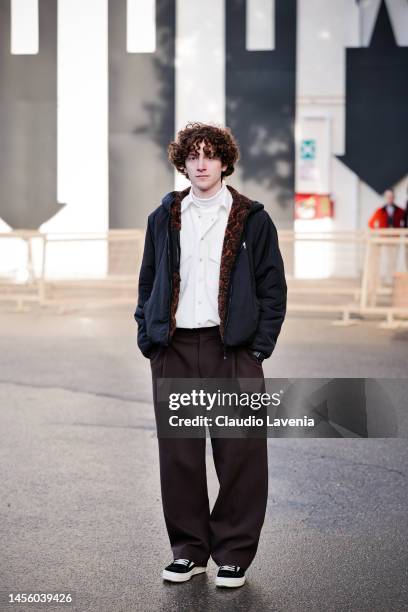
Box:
[134,122,287,588]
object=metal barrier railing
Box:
[0,228,407,326]
[0,230,42,311]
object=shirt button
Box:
[199,257,203,261]
[198,300,202,304]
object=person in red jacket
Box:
[368,188,405,286]
[368,189,405,229]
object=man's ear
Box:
[222,164,227,172]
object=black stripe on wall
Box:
[225,0,297,228]
[0,0,63,230]
[108,0,176,229]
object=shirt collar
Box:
[181,182,230,213]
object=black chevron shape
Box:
[336,0,408,195]
[0,0,66,229]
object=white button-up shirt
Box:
[175,181,233,328]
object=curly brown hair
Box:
[167,121,240,180]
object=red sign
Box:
[295,193,334,220]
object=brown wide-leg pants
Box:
[150,325,268,571]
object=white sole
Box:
[162,566,207,582]
[215,575,246,588]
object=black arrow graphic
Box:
[225,0,297,227]
[0,0,66,229]
[336,0,408,195]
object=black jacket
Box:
[134,184,287,359]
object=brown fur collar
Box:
[168,184,253,340]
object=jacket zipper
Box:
[223,283,233,359]
[166,224,181,345]
[166,224,172,345]
[222,229,247,359]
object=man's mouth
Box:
[196,175,209,178]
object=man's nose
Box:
[197,156,206,170]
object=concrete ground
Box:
[0,307,407,612]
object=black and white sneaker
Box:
[215,565,246,588]
[162,558,207,582]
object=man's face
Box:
[184,139,227,196]
[385,190,394,204]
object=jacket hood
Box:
[161,184,264,216]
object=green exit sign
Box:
[300,139,316,160]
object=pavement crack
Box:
[0,378,151,406]
[291,449,407,479]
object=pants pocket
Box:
[150,346,168,380]
[150,346,163,364]
[236,348,264,383]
